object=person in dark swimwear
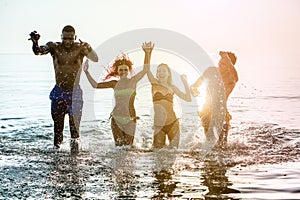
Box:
[83,42,154,147]
[147,63,191,148]
[29,25,98,153]
[190,51,238,146]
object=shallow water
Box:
[1,55,300,199]
[1,116,300,199]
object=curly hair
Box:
[104,54,133,80]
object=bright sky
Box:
[1,0,300,83]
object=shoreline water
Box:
[1,115,300,199]
[1,54,300,199]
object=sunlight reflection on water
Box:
[1,55,300,199]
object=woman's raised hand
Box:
[142,41,154,54]
[83,59,89,72]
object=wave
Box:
[258,95,300,100]
[232,95,300,100]
[211,123,300,166]
[0,117,26,121]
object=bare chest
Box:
[53,47,82,65]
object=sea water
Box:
[0,54,300,199]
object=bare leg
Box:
[52,114,65,148]
[153,127,166,148]
[200,112,212,141]
[69,114,81,139]
[111,118,123,146]
[167,120,180,148]
[111,118,135,146]
[123,133,135,146]
[51,99,67,148]
[217,110,231,146]
[69,114,81,154]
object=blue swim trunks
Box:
[49,85,83,116]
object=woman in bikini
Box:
[147,63,191,148]
[83,42,154,146]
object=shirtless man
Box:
[29,25,98,152]
[190,51,237,146]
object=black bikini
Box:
[152,91,173,103]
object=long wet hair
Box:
[156,63,173,85]
[104,54,133,80]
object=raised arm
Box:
[83,59,98,88]
[172,74,191,102]
[146,67,157,84]
[190,75,204,97]
[141,42,158,84]
[79,39,98,62]
[29,31,51,55]
[131,41,154,82]
[83,59,116,89]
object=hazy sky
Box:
[1,0,300,81]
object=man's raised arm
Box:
[28,31,50,55]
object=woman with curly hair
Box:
[83,42,154,147]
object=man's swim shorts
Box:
[49,85,83,116]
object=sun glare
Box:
[195,85,206,112]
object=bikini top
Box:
[113,88,136,116]
[114,88,136,97]
[153,91,173,103]
[152,82,174,103]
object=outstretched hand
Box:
[142,41,154,54]
[83,59,89,72]
[28,31,40,44]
